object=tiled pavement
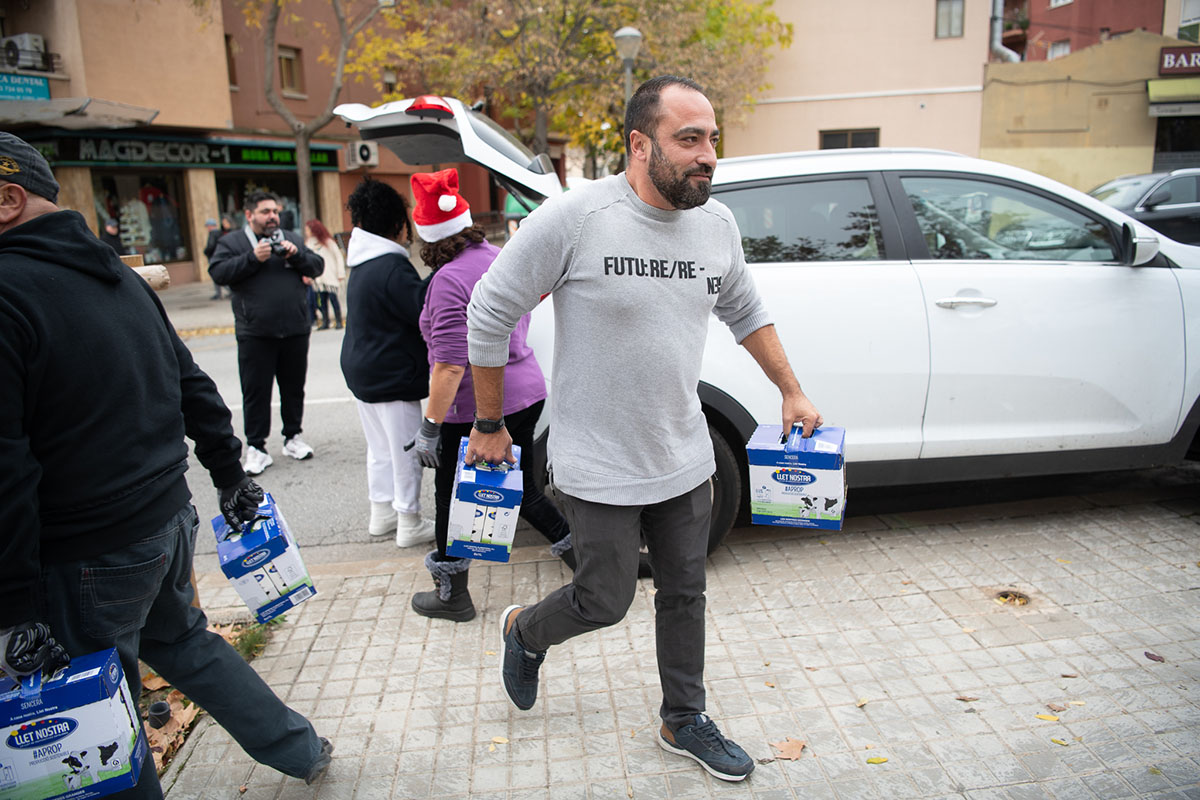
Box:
[164,489,1200,799]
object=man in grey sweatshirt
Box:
[466,75,822,783]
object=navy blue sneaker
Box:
[499,605,545,710]
[658,714,754,782]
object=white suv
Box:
[339,99,1200,551]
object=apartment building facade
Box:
[721,0,994,160]
[0,0,519,284]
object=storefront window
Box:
[93,171,190,263]
[215,174,302,234]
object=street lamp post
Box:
[614,26,643,105]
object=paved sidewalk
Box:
[163,484,1200,799]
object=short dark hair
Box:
[624,75,705,154]
[347,178,411,242]
[245,190,279,211]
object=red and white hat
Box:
[410,168,472,242]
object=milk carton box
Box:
[446,438,523,562]
[747,425,846,529]
[0,648,147,799]
[212,492,316,622]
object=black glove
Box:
[218,476,265,533]
[403,418,442,468]
[0,622,70,682]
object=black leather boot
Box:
[411,552,475,621]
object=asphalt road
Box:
[183,325,1200,575]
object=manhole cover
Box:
[995,589,1030,606]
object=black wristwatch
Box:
[472,415,505,434]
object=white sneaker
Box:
[244,446,273,475]
[282,436,314,460]
[395,514,435,548]
[368,502,398,536]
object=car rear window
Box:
[717,178,886,263]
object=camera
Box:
[262,228,288,258]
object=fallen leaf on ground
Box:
[956,696,979,702]
[146,691,201,772]
[488,744,495,753]
[1069,701,1086,706]
[239,786,247,794]
[763,660,771,666]
[1056,558,1071,564]
[1149,767,1163,775]
[485,650,495,656]
[962,627,976,634]
[856,697,869,708]
[769,738,807,760]
[491,737,509,744]
[141,672,169,691]
[805,666,819,671]
[207,623,238,646]
[1061,673,1078,678]
[901,580,912,585]
[1035,714,1059,721]
[1046,703,1067,712]
[864,744,875,750]
[1145,651,1165,663]
[765,681,775,688]
[1051,738,1069,746]
[866,757,888,764]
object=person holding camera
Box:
[210,191,324,476]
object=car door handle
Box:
[935,297,998,309]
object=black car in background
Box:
[1090,168,1200,244]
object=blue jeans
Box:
[38,504,322,799]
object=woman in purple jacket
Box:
[406,169,573,622]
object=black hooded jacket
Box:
[208,226,324,338]
[0,210,245,628]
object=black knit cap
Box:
[0,131,59,202]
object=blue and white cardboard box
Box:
[212,492,316,623]
[0,648,147,799]
[447,438,523,562]
[747,425,846,530]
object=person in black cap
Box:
[0,131,334,797]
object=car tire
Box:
[707,423,742,555]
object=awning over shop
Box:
[0,97,158,129]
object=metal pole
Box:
[623,58,634,106]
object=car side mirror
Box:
[1144,187,1171,209]
[1121,221,1160,266]
[530,152,554,175]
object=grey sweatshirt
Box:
[467,174,771,505]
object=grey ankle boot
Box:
[411,552,475,622]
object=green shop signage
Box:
[35,134,339,171]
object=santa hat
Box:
[410,168,472,242]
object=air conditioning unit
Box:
[3,33,46,70]
[346,140,379,169]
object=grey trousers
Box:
[516,480,711,729]
[39,504,322,799]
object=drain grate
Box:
[995,589,1030,606]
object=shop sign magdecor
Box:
[34,133,340,171]
[1160,46,1200,75]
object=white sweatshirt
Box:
[467,175,771,505]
